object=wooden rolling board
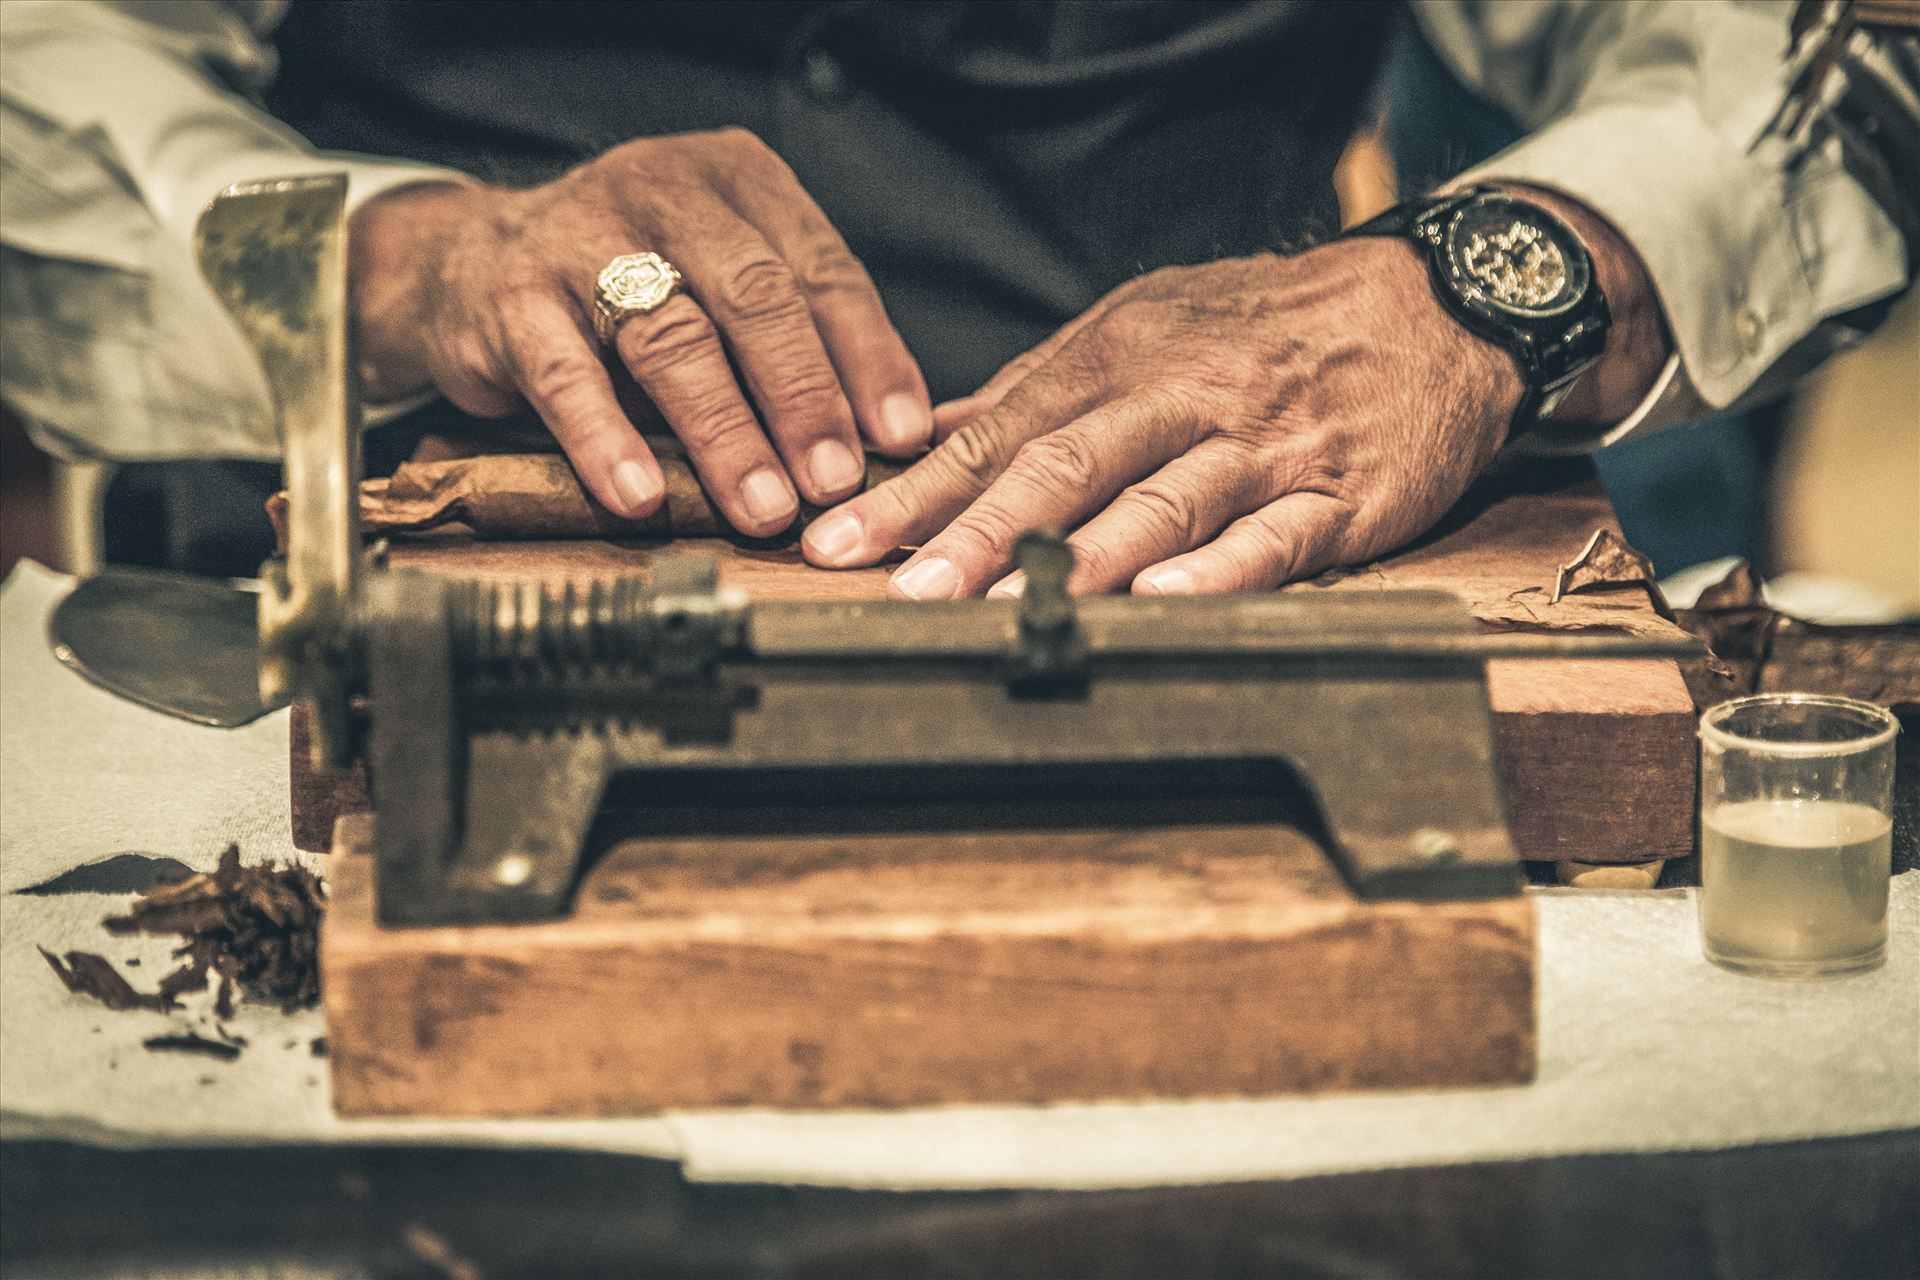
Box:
[324,810,1536,1116]
[290,462,1696,864]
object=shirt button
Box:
[799,47,850,103]
[1736,305,1765,358]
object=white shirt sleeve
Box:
[1413,0,1916,445]
[0,0,466,462]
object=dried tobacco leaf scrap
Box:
[1551,528,1658,604]
[141,1033,243,1062]
[39,947,175,1014]
[1671,559,1920,711]
[1761,622,1920,707]
[104,844,325,1013]
[1672,561,1778,708]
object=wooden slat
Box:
[324,813,1536,1116]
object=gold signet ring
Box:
[592,251,684,345]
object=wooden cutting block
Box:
[289,460,1697,866]
[323,810,1536,1116]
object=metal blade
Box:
[194,174,360,765]
[49,567,285,727]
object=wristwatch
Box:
[1344,187,1610,437]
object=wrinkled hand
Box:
[349,128,931,536]
[800,238,1524,596]
[805,185,1667,601]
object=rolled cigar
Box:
[268,450,910,552]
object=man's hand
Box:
[348,129,931,537]
[801,191,1666,597]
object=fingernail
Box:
[807,438,863,496]
[740,466,797,527]
[611,460,661,515]
[1135,566,1196,595]
[803,508,863,564]
[891,555,960,600]
[879,392,932,451]
[987,571,1026,599]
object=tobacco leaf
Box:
[1287,522,1694,643]
[1672,560,1920,711]
[1551,529,1658,604]
[1695,560,1767,611]
[104,845,324,1013]
[1762,621,1920,707]
[1670,561,1777,707]
[40,948,175,1013]
[268,446,910,551]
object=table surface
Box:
[5,1130,1916,1279]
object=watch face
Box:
[1442,197,1589,320]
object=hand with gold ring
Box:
[347,129,932,536]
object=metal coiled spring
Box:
[448,577,656,680]
[442,573,747,736]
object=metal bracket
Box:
[1006,531,1089,698]
[194,175,362,769]
[639,557,755,744]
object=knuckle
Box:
[991,350,1043,389]
[1192,344,1267,395]
[1207,540,1272,592]
[942,497,1025,562]
[1236,519,1309,585]
[793,242,873,296]
[715,254,807,323]
[492,270,553,315]
[763,360,848,427]
[712,127,788,183]
[711,125,769,156]
[1275,454,1350,499]
[1095,296,1164,347]
[627,305,713,364]
[674,397,761,453]
[1119,478,1202,545]
[1012,433,1103,496]
[939,422,1012,489]
[1063,535,1121,586]
[518,345,592,404]
[1148,376,1219,421]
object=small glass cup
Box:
[1698,694,1899,978]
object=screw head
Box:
[493,854,534,888]
[1412,829,1461,863]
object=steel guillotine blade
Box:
[193,175,361,767]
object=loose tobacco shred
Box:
[39,948,175,1013]
[41,846,324,1025]
[142,1033,243,1062]
[104,844,325,1013]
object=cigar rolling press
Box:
[196,174,1697,931]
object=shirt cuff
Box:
[160,149,470,243]
[1509,353,1698,457]
[1460,98,1819,414]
